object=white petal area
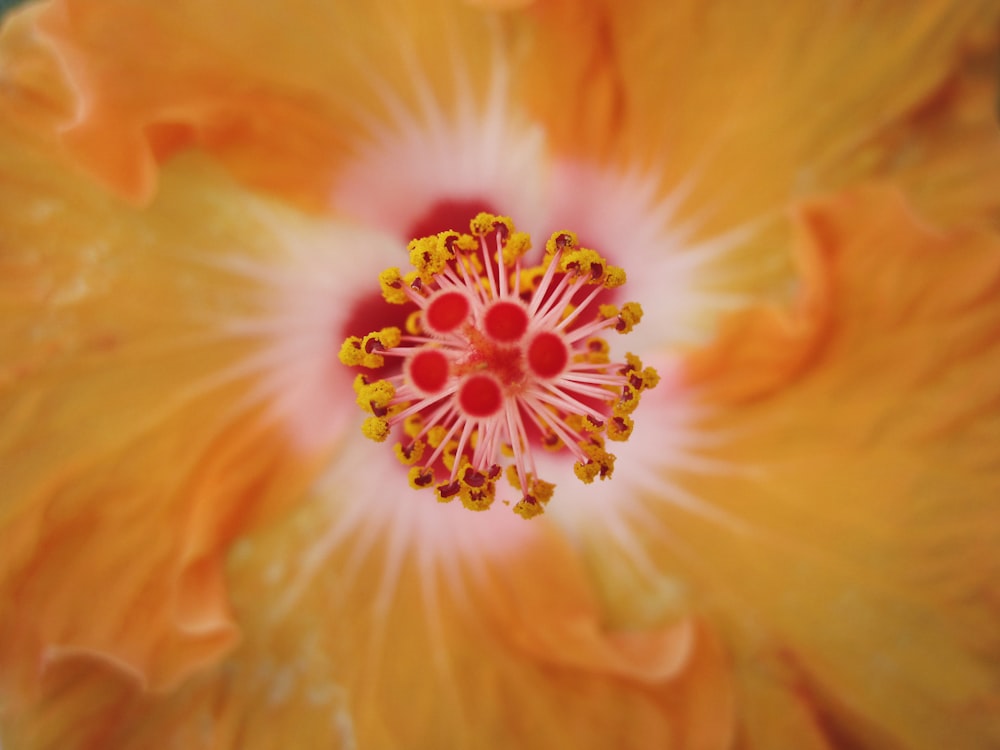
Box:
[200,219,405,451]
[546,161,772,350]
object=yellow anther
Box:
[354,326,401,368]
[501,231,532,265]
[622,353,660,391]
[408,466,435,490]
[624,352,643,373]
[506,464,522,490]
[403,270,421,289]
[405,310,422,335]
[408,236,451,281]
[603,266,627,288]
[567,413,603,434]
[378,267,408,304]
[457,467,498,512]
[580,440,615,464]
[545,230,578,257]
[435,480,462,503]
[513,495,544,519]
[560,248,607,283]
[541,430,564,451]
[461,488,494,512]
[367,327,401,349]
[338,336,365,366]
[532,478,556,504]
[470,212,514,240]
[574,460,601,484]
[426,424,448,448]
[362,416,391,442]
[457,465,500,507]
[355,379,395,415]
[406,235,433,266]
[607,414,634,442]
[616,302,643,333]
[454,233,479,254]
[403,413,424,438]
[577,337,610,365]
[575,442,616,483]
[442,439,460,471]
[598,303,619,321]
[518,266,547,294]
[435,230,462,258]
[394,439,425,466]
[613,384,641,416]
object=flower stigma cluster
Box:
[340,214,659,519]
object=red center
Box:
[484,301,528,342]
[458,374,503,417]
[406,198,495,240]
[408,349,450,393]
[425,291,470,334]
[527,331,569,379]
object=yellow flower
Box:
[1,1,998,748]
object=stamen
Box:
[339,213,658,518]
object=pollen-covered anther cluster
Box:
[340,213,658,519]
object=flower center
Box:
[340,213,659,519]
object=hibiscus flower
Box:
[1,1,999,748]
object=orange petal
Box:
[652,186,1000,747]
[513,0,624,163]
[0,124,346,706]
[610,1,998,219]
[0,0,549,211]
[881,31,1000,228]
[524,1,1000,302]
[2,460,734,749]
[0,3,77,131]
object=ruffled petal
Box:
[648,186,1000,748]
[1,457,735,749]
[0,122,383,705]
[0,0,553,212]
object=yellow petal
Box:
[654,186,1000,747]
[2,475,736,749]
[0,123,348,705]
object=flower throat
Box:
[340,213,658,519]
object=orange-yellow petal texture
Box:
[0,0,998,748]
[0,124,329,707]
[654,187,1000,748]
[522,0,1000,301]
[1,494,735,750]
